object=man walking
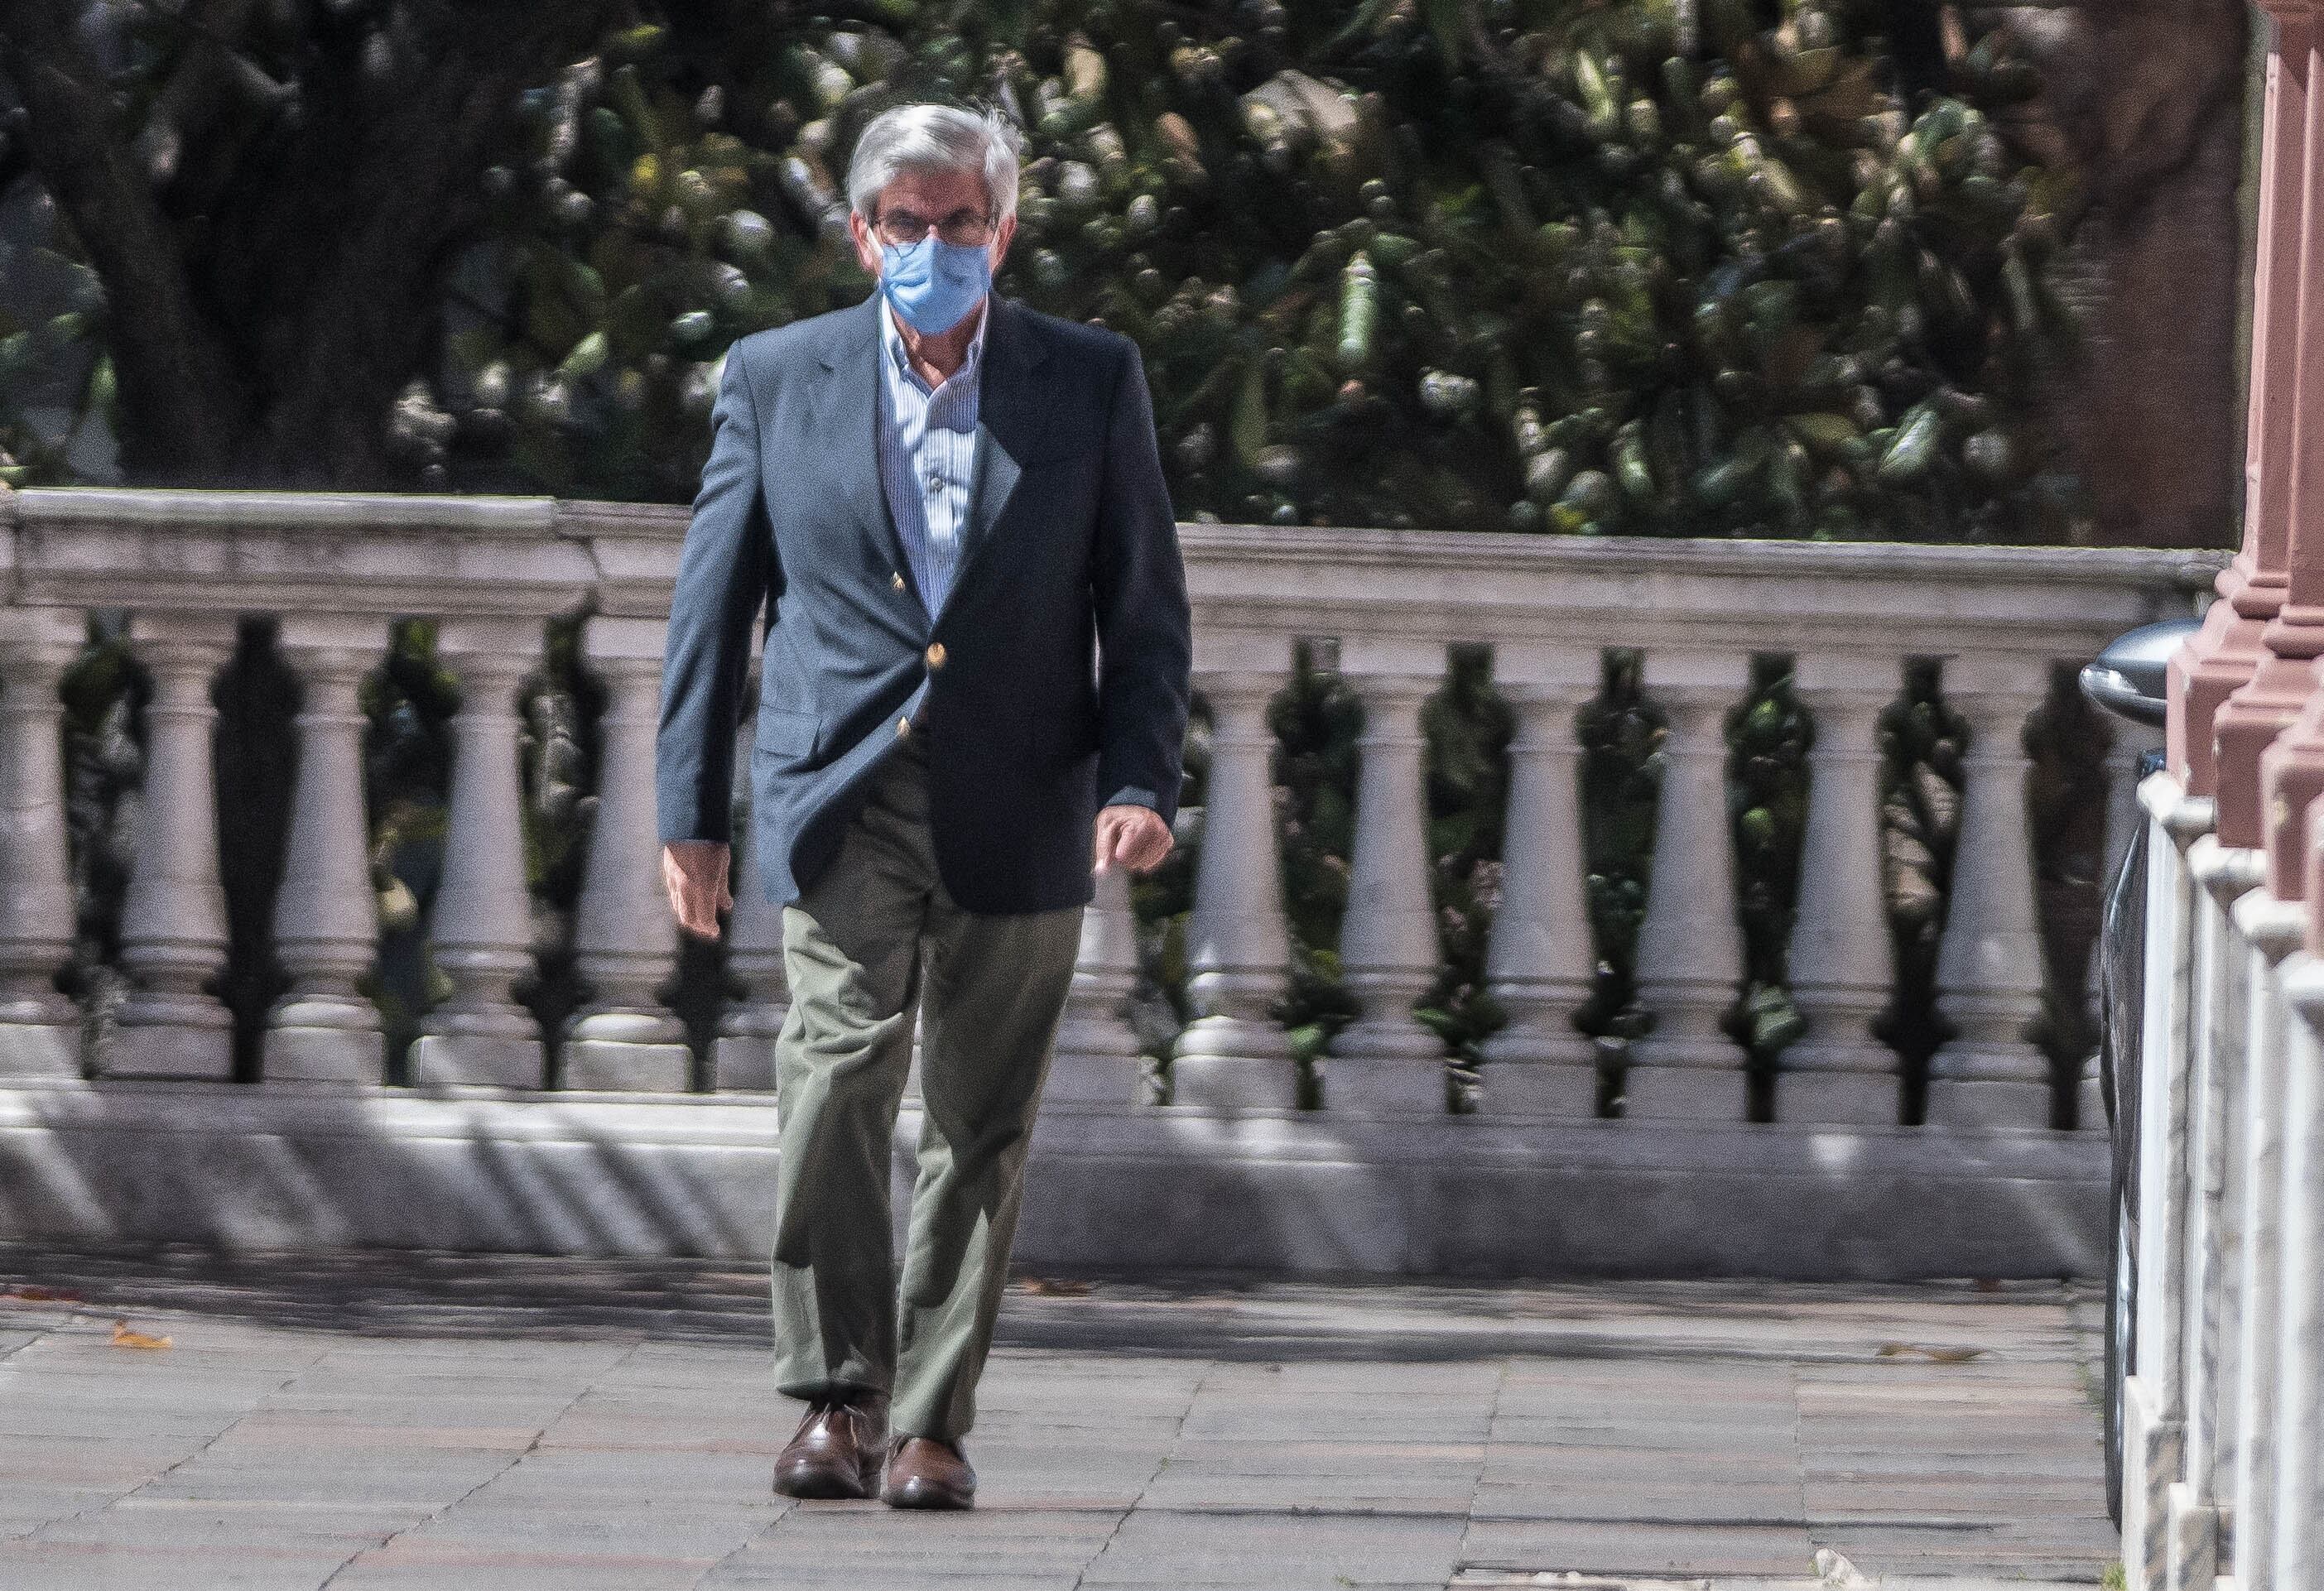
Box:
[655,103,1191,1512]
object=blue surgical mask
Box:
[878,235,993,335]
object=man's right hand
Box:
[663,840,734,939]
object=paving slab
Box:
[1458,1516,1821,1578]
[1076,1511,1473,1585]
[0,1246,2113,1589]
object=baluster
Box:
[2273,945,2324,1591]
[1172,649,1296,1109]
[1049,868,1146,1104]
[0,611,86,1075]
[2235,584,2324,1591]
[1781,657,1900,1124]
[1626,653,1749,1119]
[106,615,236,1079]
[1927,666,2051,1127]
[1477,656,1598,1117]
[2122,783,2210,1587]
[262,617,388,1084]
[2171,836,2267,1589]
[2194,892,2260,1584]
[1330,644,1447,1113]
[715,709,785,1094]
[410,618,545,1089]
[2228,892,2302,1591]
[565,616,690,1091]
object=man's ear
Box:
[848,208,884,278]
[988,212,1018,276]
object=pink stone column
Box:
[2172,15,2312,805]
[2256,24,2324,903]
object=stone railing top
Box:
[2,488,592,619]
[0,487,2224,661]
[1167,522,2220,667]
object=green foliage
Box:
[512,613,611,1079]
[55,616,147,1041]
[1127,712,1205,1078]
[1418,645,1513,1069]
[1268,642,1363,1075]
[1729,655,1809,1116]
[1576,649,1662,1045]
[1875,655,1966,1121]
[392,0,2082,536]
[0,299,113,488]
[359,620,461,1075]
[349,615,613,1079]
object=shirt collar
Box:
[880,296,989,394]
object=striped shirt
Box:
[875,299,986,623]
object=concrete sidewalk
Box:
[0,1248,2115,1590]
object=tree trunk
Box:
[1,0,250,482]
[2,0,613,487]
[1978,0,2252,549]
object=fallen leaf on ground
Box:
[0,1286,84,1303]
[1876,1341,1985,1363]
[1014,1277,1093,1296]
[108,1320,172,1350]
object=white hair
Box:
[846,103,1022,223]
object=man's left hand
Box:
[1094,805,1173,876]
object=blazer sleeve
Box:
[657,342,777,845]
[1090,338,1193,824]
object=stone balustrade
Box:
[0,484,2209,1281]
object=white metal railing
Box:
[0,486,2210,1134]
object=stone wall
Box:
[1983,0,2255,549]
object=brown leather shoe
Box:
[772,1391,888,1499]
[882,1435,975,1510]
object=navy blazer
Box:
[655,292,1193,915]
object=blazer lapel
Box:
[951,296,1049,595]
[810,295,917,604]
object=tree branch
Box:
[0,0,248,480]
[0,124,31,200]
[224,0,615,483]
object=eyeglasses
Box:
[873,207,997,248]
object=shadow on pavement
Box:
[0,1240,2088,1371]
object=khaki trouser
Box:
[769,730,1083,1441]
